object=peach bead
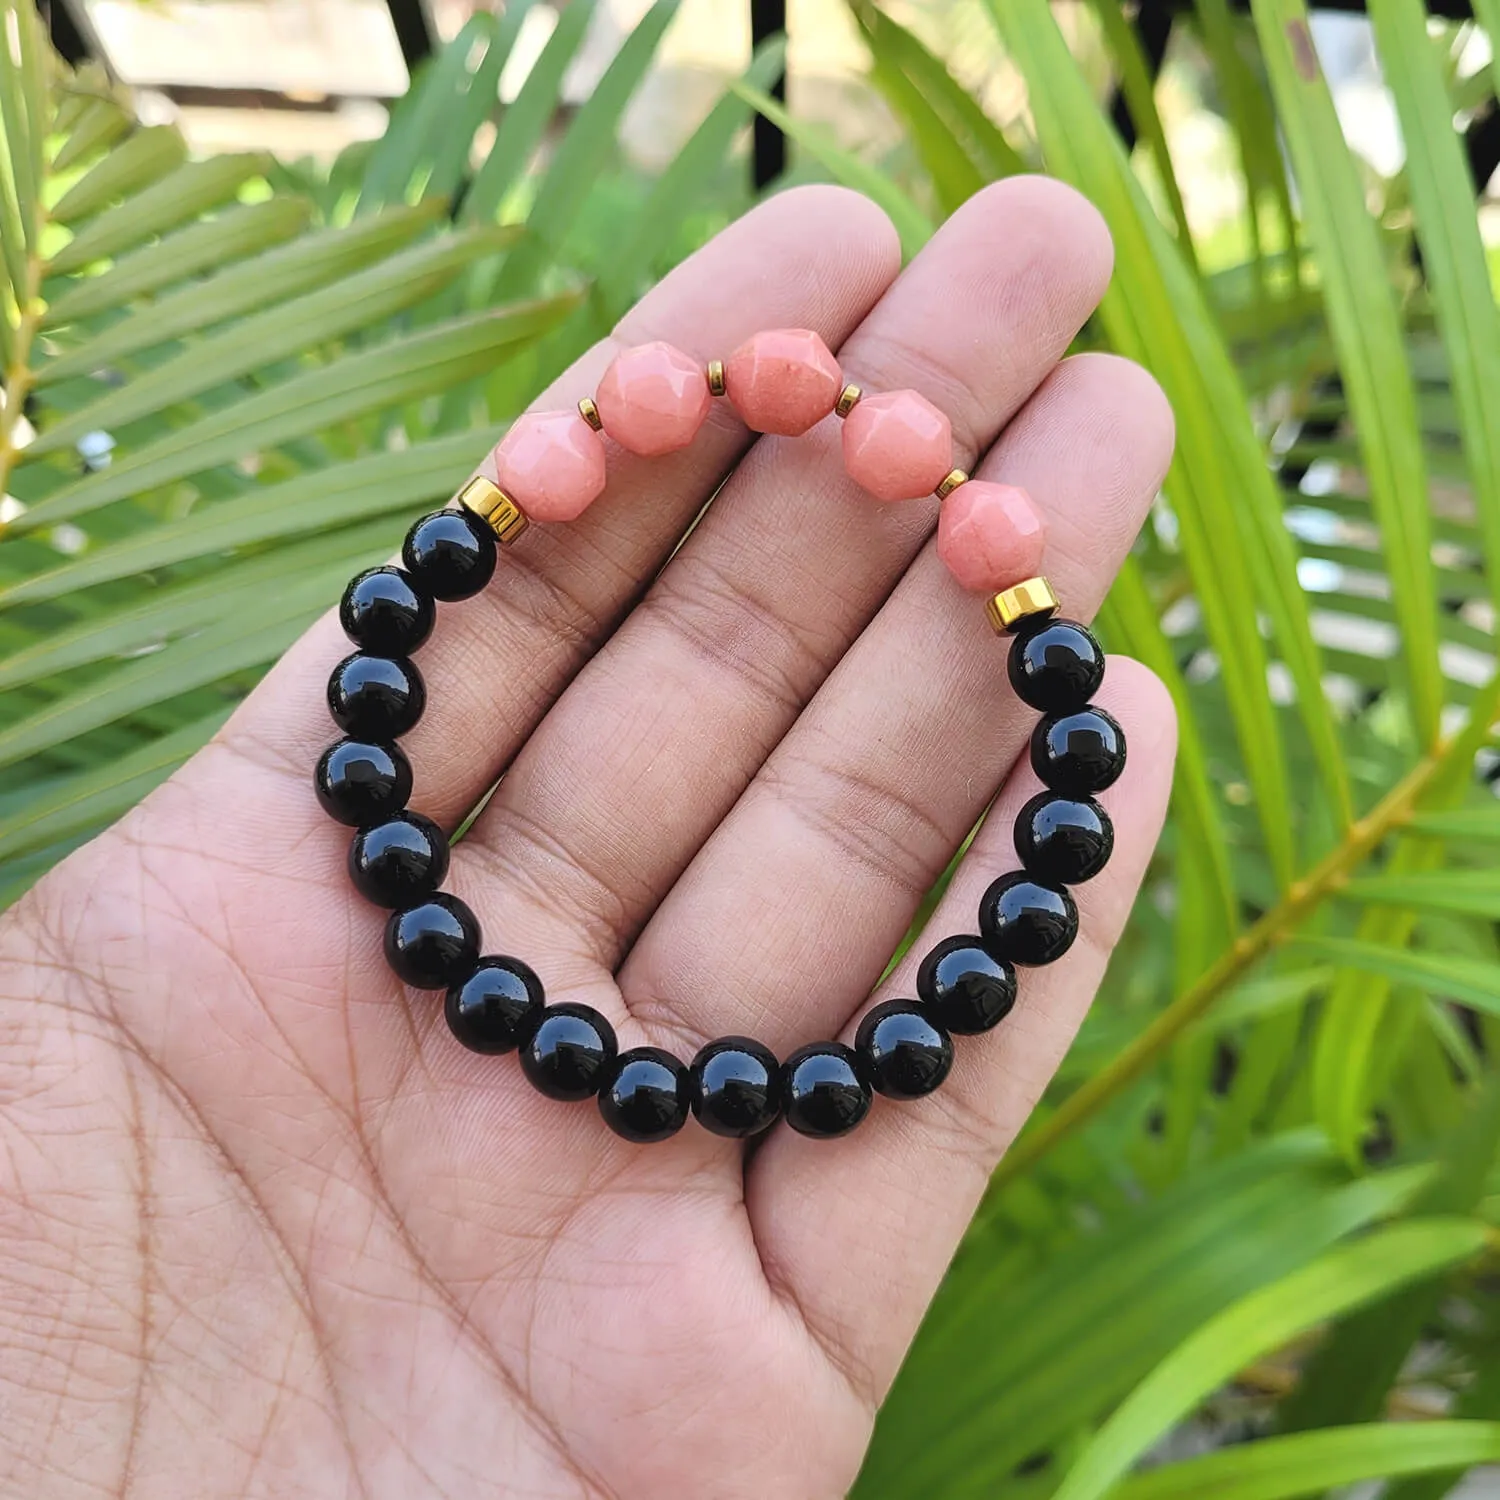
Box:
[841,389,953,502]
[492,410,606,523]
[596,340,711,457]
[724,327,842,436]
[937,481,1047,593]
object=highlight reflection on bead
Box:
[916,936,1017,1035]
[979,872,1079,967]
[315,738,412,827]
[492,410,607,523]
[599,1047,691,1142]
[446,956,545,1055]
[327,653,425,740]
[596,341,711,456]
[781,1042,871,1138]
[384,893,480,990]
[520,1004,618,1101]
[690,1036,781,1138]
[1015,791,1113,885]
[856,1001,953,1100]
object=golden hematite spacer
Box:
[935,467,968,500]
[458,476,529,545]
[577,395,603,431]
[986,576,1060,635]
[706,358,726,397]
[835,382,862,418]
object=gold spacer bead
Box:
[706,358,726,397]
[458,476,530,546]
[935,468,968,500]
[986,576,1060,635]
[835,382,862,418]
[577,395,603,431]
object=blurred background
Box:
[9,1,1500,1496]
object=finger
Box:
[458,179,1113,966]
[210,185,902,827]
[619,353,1173,1056]
[748,661,1175,1403]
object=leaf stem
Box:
[0,250,44,502]
[988,667,1500,1196]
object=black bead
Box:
[328,653,426,740]
[979,872,1079,966]
[348,812,450,907]
[689,1036,781,1138]
[1008,618,1105,714]
[339,566,435,656]
[383,893,480,989]
[1031,706,1127,797]
[314,738,412,827]
[520,1004,618,1102]
[781,1042,872,1139]
[599,1047,691,1143]
[856,1001,953,1101]
[402,508,497,602]
[1015,791,1114,884]
[446,956,545,1055]
[916,936,1018,1034]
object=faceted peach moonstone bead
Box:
[596,340,712,457]
[841,389,953,502]
[937,481,1047,593]
[724,327,842,436]
[492,410,606,524]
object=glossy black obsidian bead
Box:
[314,738,412,827]
[855,1001,953,1101]
[348,812,450,908]
[1031,706,1127,797]
[339,566,434,656]
[402,508,497,602]
[1008,618,1105,714]
[520,1003,619,1102]
[781,1042,872,1139]
[689,1036,781,1138]
[383,893,481,990]
[979,872,1079,966]
[916,936,1018,1034]
[599,1047,692,1143]
[445,955,545,1054]
[1014,790,1114,884]
[328,653,426,740]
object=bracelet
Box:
[313,329,1125,1143]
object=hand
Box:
[0,179,1175,1500]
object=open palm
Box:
[0,179,1176,1499]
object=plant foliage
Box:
[8,0,1500,1494]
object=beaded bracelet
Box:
[314,329,1125,1142]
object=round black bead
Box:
[520,1004,618,1102]
[348,812,450,907]
[856,1001,953,1101]
[339,566,434,656]
[383,893,480,990]
[402,508,497,602]
[1008,618,1105,714]
[599,1047,691,1143]
[781,1042,872,1139]
[1015,791,1114,884]
[1031,706,1127,797]
[979,872,1079,966]
[314,738,412,827]
[445,956,545,1054]
[916,936,1017,1034]
[328,653,426,740]
[689,1036,781,1138]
